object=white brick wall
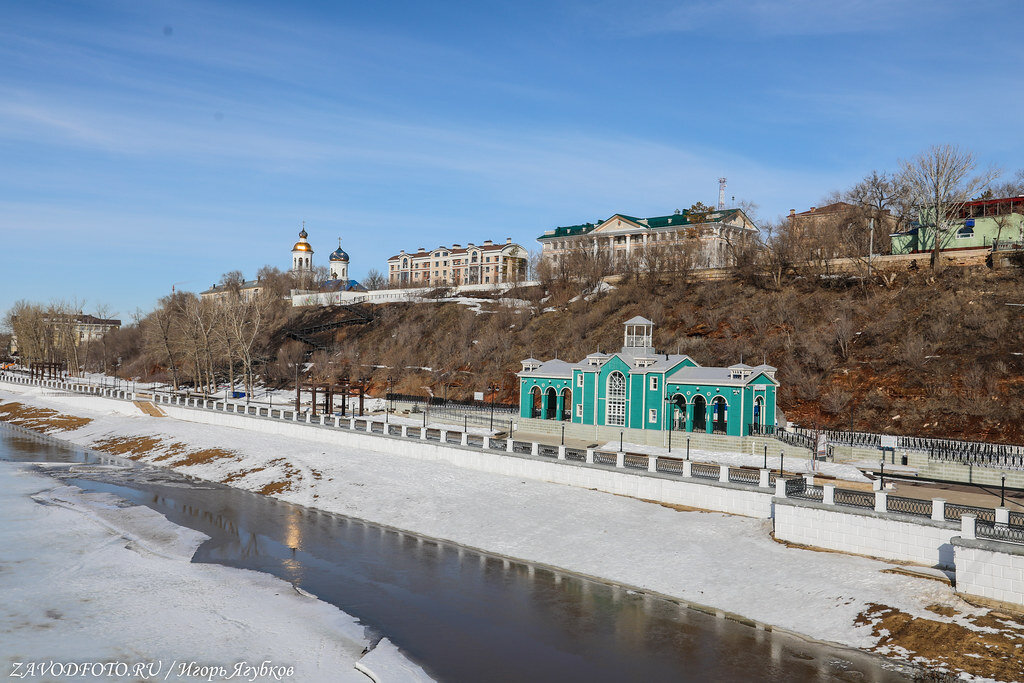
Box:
[161,405,776,518]
[954,540,1024,607]
[774,499,958,568]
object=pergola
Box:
[29,362,64,380]
[295,379,368,417]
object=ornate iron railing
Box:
[371,422,386,434]
[691,463,719,480]
[488,437,507,451]
[729,468,759,485]
[425,428,441,442]
[977,524,1024,545]
[657,458,686,475]
[594,451,617,466]
[538,444,559,458]
[512,440,532,454]
[886,495,932,517]
[564,447,586,462]
[407,427,422,439]
[944,503,996,525]
[445,432,462,444]
[388,425,402,437]
[833,488,874,509]
[624,454,648,470]
[1010,511,1024,527]
[467,435,484,448]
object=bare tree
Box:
[899,145,1000,269]
[362,269,386,291]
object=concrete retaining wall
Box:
[953,537,1024,607]
[161,405,776,519]
[774,498,959,568]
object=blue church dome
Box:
[329,238,349,262]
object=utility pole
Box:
[868,218,875,280]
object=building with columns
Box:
[517,317,778,438]
[387,238,528,287]
[538,207,758,271]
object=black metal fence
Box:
[886,495,932,517]
[387,392,517,414]
[977,524,1024,545]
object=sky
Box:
[1,0,1023,319]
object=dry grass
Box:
[0,401,92,432]
[855,602,1024,681]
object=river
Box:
[0,424,916,682]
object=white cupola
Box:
[329,237,349,281]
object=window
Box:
[648,409,657,423]
[577,374,584,387]
[650,376,658,391]
[576,404,583,418]
[606,371,626,427]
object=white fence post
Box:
[506,437,514,453]
[683,461,693,478]
[718,465,729,483]
[401,425,409,438]
[774,477,787,498]
[758,469,770,488]
[420,426,428,441]
[996,507,1010,526]
[461,432,469,446]
[803,473,815,485]
[482,436,490,449]
[961,514,977,540]
[366,420,374,433]
[823,484,835,505]
[585,448,595,464]
[350,417,357,429]
[931,499,946,522]
[615,452,625,468]
[874,491,888,513]
[647,455,657,472]
[558,445,566,460]
[531,442,539,456]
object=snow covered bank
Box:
[0,459,431,682]
[2,384,1020,680]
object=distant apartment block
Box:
[387,238,528,287]
[891,195,1024,254]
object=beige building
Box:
[537,207,758,270]
[387,238,528,287]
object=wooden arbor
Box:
[295,379,368,417]
[29,362,65,380]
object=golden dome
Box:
[292,242,312,252]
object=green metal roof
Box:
[538,209,742,240]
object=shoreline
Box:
[2,383,1021,681]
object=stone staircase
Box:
[133,401,166,418]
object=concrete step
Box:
[133,401,166,418]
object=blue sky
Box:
[2,0,1022,319]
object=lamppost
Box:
[487,381,501,432]
[387,375,395,412]
[1002,472,1007,508]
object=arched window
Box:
[692,395,707,432]
[670,394,686,430]
[711,396,728,434]
[753,396,765,428]
[606,371,626,427]
[544,387,558,420]
[560,388,572,421]
[531,386,542,419]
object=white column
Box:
[616,452,625,468]
[759,469,770,488]
[401,425,408,438]
[823,484,835,505]
[420,426,428,440]
[803,473,815,485]
[683,461,693,478]
[585,448,595,464]
[996,507,1010,526]
[718,465,730,483]
[461,432,469,446]
[366,420,373,433]
[931,499,946,522]
[774,478,787,498]
[961,514,977,540]
[531,442,539,456]
[482,436,490,449]
[506,437,514,453]
[350,417,357,429]
[874,491,888,513]
[647,455,657,472]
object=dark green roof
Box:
[538,208,743,240]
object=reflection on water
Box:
[1,424,916,682]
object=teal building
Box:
[518,317,778,437]
[891,196,1024,254]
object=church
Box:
[518,317,778,438]
[291,227,363,291]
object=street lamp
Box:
[487,381,502,432]
[1002,472,1007,508]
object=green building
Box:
[518,317,778,438]
[891,196,1024,254]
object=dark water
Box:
[0,425,917,682]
